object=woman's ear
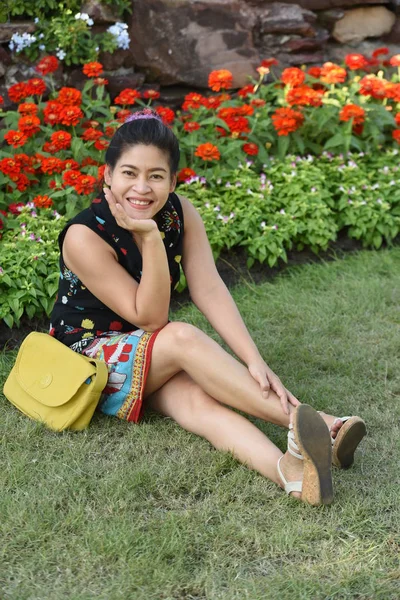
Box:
[104,165,112,187]
[169,173,177,193]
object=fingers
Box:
[287,390,301,407]
[270,378,289,415]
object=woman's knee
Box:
[158,321,204,356]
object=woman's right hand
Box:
[104,187,158,237]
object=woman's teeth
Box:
[128,199,151,206]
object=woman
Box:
[50,109,366,505]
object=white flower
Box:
[56,49,66,60]
[39,45,46,51]
[260,221,266,229]
[34,17,39,24]
[9,32,37,53]
[107,22,130,50]
[280,209,285,214]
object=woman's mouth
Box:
[126,197,153,208]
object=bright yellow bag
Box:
[3,332,109,431]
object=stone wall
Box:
[1,0,400,104]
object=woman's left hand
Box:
[248,359,300,415]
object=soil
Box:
[1,232,396,351]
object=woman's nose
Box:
[132,176,150,193]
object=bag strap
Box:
[86,359,109,395]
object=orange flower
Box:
[208,69,233,92]
[33,195,53,208]
[183,121,200,132]
[114,89,141,105]
[62,169,81,186]
[223,115,250,135]
[43,101,63,125]
[237,84,255,98]
[339,104,365,125]
[82,62,104,77]
[8,82,29,104]
[250,98,266,107]
[18,102,38,116]
[384,82,400,102]
[41,157,64,174]
[281,67,305,87]
[389,55,400,67]
[359,75,388,99]
[236,104,254,116]
[345,54,369,70]
[320,62,347,84]
[74,174,97,195]
[82,128,103,141]
[395,113,400,127]
[286,85,324,107]
[9,173,30,191]
[116,108,131,123]
[0,157,21,177]
[392,129,400,143]
[60,105,83,126]
[242,143,259,156]
[195,143,220,161]
[178,167,196,182]
[143,89,160,99]
[35,56,59,76]
[4,130,28,148]
[18,115,41,137]
[57,87,82,106]
[260,58,279,68]
[97,164,106,182]
[81,157,99,167]
[155,106,175,124]
[63,159,80,170]
[50,130,72,150]
[201,95,225,110]
[182,92,205,111]
[372,47,389,59]
[26,78,46,96]
[94,138,109,151]
[307,66,322,79]
[271,107,304,136]
[93,77,109,86]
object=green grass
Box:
[1,248,400,600]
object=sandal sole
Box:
[333,417,366,469]
[293,405,333,506]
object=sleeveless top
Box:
[50,190,184,351]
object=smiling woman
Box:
[49,108,366,506]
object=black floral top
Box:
[50,191,184,352]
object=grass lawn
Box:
[1,248,399,600]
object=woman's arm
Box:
[63,195,171,331]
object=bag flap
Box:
[14,332,97,407]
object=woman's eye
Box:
[151,174,163,180]
[123,170,135,176]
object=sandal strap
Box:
[277,456,302,495]
[288,429,304,460]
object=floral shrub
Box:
[1,51,400,326]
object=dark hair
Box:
[105,112,180,175]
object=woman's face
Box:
[104,144,176,220]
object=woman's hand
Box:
[247,359,300,415]
[104,187,158,237]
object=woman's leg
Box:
[145,322,341,433]
[147,370,303,493]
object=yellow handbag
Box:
[3,332,109,431]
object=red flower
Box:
[63,159,80,171]
[41,157,64,174]
[114,89,141,105]
[271,107,304,136]
[155,106,175,124]
[339,104,365,125]
[74,174,97,195]
[208,69,233,92]
[116,109,131,123]
[50,130,72,150]
[320,62,347,84]
[345,54,368,71]
[97,164,106,181]
[260,58,279,68]
[392,129,400,143]
[281,67,305,87]
[372,47,389,59]
[82,62,104,77]
[9,173,30,192]
[82,128,103,141]
[81,157,99,167]
[93,77,109,86]
[307,66,322,79]
[105,125,117,137]
[237,104,254,116]
[201,95,225,110]
[4,130,28,148]
[178,167,196,182]
[0,94,3,105]
[60,105,83,126]
[26,78,46,96]
[62,169,81,186]
[359,75,388,99]
[8,202,25,214]
[18,115,41,137]
[223,115,250,135]
[384,82,400,102]
[0,157,21,177]
[57,87,82,106]
[8,82,29,103]
[250,98,266,107]
[183,121,200,132]
[94,138,109,151]
[195,143,220,161]
[182,92,205,111]
[43,101,63,125]
[18,102,38,115]
[242,143,259,156]
[395,113,400,127]
[35,56,59,76]
[143,89,160,99]
[33,195,53,208]
[286,85,324,107]
[389,55,400,67]
[43,142,58,154]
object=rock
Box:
[99,49,134,71]
[257,3,317,37]
[0,21,36,44]
[317,9,345,30]
[81,0,117,23]
[333,7,396,44]
[244,0,390,11]
[129,0,259,89]
[383,16,400,44]
[106,71,146,99]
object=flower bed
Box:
[1,52,400,327]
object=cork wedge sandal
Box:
[277,405,334,506]
[331,416,367,468]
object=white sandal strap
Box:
[277,456,302,495]
[288,429,304,460]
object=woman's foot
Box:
[319,412,367,468]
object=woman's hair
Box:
[105,109,180,175]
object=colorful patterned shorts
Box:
[81,329,160,422]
